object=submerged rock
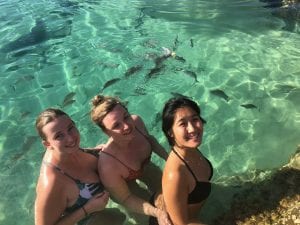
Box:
[212,146,300,225]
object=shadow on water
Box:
[137,0,300,35]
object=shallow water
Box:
[0,0,299,224]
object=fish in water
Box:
[1,19,71,53]
[41,84,54,89]
[240,104,258,110]
[210,89,230,102]
[183,70,199,83]
[124,65,143,78]
[61,92,76,108]
[174,55,186,63]
[62,99,76,108]
[12,136,38,162]
[101,78,121,91]
[147,65,165,78]
[173,35,179,51]
[190,39,194,47]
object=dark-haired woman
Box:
[157,97,213,225]
[90,95,171,225]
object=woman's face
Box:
[102,104,134,140]
[42,115,80,153]
[171,106,203,149]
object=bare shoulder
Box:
[163,156,186,185]
[131,114,143,124]
[36,165,66,193]
[98,151,123,184]
[132,114,149,134]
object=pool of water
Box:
[0,0,299,224]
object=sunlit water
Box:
[0,0,299,224]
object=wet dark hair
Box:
[162,96,206,146]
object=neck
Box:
[45,147,81,166]
[172,145,198,158]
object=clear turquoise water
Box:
[0,0,299,224]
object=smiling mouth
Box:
[186,133,200,141]
[66,142,77,148]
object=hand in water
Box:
[157,209,172,225]
[85,191,110,214]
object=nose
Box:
[66,133,75,143]
[122,121,130,131]
[187,122,196,132]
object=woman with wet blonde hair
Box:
[34,108,124,225]
[90,95,171,225]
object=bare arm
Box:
[98,157,171,225]
[133,115,168,161]
[147,134,168,160]
[35,173,109,225]
[163,165,204,225]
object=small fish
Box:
[173,35,179,51]
[41,84,54,89]
[183,70,199,83]
[20,111,31,119]
[147,65,165,78]
[154,112,161,122]
[124,65,143,77]
[6,65,20,72]
[62,99,76,108]
[174,55,186,63]
[210,89,230,102]
[190,39,194,47]
[240,104,258,110]
[62,92,76,104]
[12,136,38,162]
[101,78,121,91]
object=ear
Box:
[42,140,51,149]
[168,131,174,137]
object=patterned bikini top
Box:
[43,151,104,213]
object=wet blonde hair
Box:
[90,95,127,130]
[35,108,70,141]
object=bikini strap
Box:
[135,126,151,143]
[171,149,198,182]
[42,161,80,183]
[100,151,133,170]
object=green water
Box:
[0,0,299,224]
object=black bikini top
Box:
[172,149,213,204]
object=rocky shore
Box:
[212,146,300,225]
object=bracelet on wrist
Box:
[82,206,88,217]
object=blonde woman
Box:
[90,95,171,225]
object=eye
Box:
[179,121,187,127]
[68,125,75,132]
[112,123,120,129]
[124,114,130,120]
[192,117,200,122]
[54,133,64,140]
